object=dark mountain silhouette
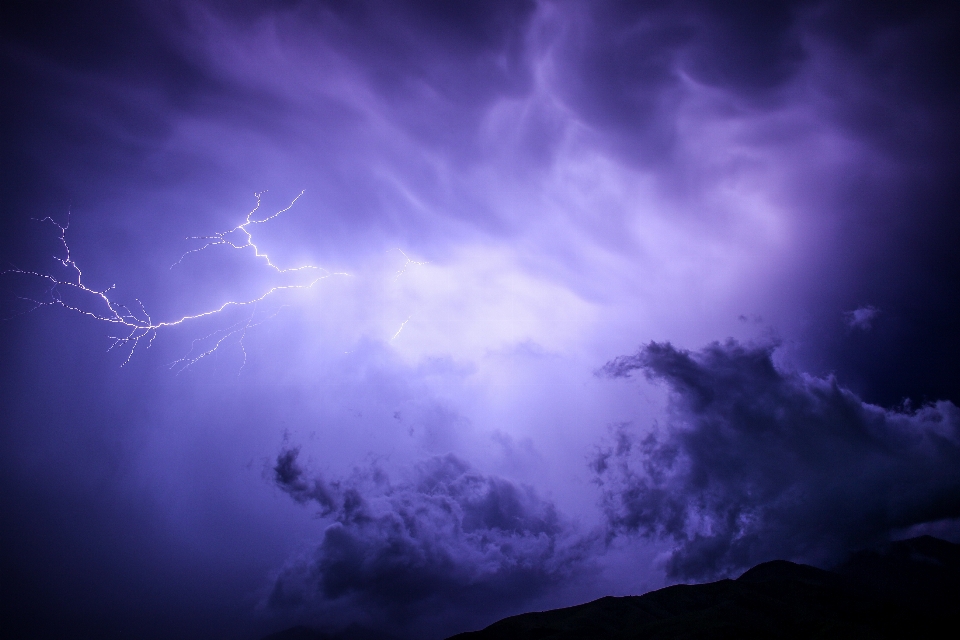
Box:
[444,536,960,640]
[835,534,960,614]
[260,537,959,640]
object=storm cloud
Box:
[595,340,960,580]
[2,1,960,638]
[269,447,592,635]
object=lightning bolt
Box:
[394,248,428,281]
[172,191,318,274]
[387,248,426,342]
[391,316,411,341]
[2,192,347,370]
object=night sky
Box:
[2,1,959,639]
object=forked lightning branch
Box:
[1,192,360,372]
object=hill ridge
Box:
[444,536,960,640]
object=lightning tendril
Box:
[391,316,412,341]
[2,192,347,370]
[394,248,428,281]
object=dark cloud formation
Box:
[553,0,806,162]
[270,447,591,637]
[595,340,960,580]
[557,1,959,144]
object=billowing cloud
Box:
[594,340,960,580]
[269,447,592,636]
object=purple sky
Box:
[2,2,959,638]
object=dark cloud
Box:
[552,0,959,159]
[594,340,960,580]
[551,2,688,164]
[549,0,806,164]
[270,447,591,636]
[681,0,805,94]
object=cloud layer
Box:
[2,1,960,638]
[595,340,960,580]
